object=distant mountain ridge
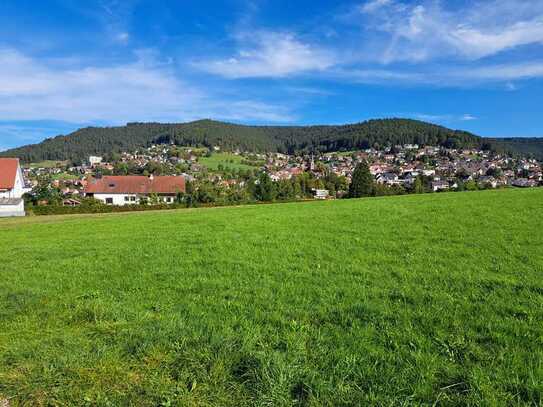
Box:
[1,118,542,163]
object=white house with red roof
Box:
[84,175,185,205]
[0,158,26,217]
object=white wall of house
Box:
[92,193,136,206]
[89,156,103,165]
[91,193,177,205]
[0,199,25,217]
[0,166,25,199]
[313,189,329,199]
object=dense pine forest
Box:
[487,137,543,160]
[1,118,542,163]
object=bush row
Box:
[27,203,184,216]
[26,197,314,216]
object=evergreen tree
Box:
[185,179,194,207]
[414,176,425,194]
[276,179,294,200]
[3,118,508,164]
[348,161,374,198]
[254,173,276,201]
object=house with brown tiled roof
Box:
[84,175,185,205]
[0,158,26,217]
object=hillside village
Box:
[13,141,541,214]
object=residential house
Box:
[89,156,103,166]
[84,175,185,205]
[376,172,401,186]
[478,176,499,189]
[0,158,26,217]
[431,180,450,192]
[313,189,329,199]
[512,178,538,188]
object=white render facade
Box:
[0,166,25,199]
[92,193,177,206]
[0,199,25,217]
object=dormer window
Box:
[109,183,115,188]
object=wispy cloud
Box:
[411,113,478,123]
[115,32,130,44]
[283,86,335,96]
[334,60,543,86]
[460,114,477,121]
[195,31,335,78]
[505,82,518,91]
[0,120,85,149]
[360,0,392,14]
[194,1,543,87]
[354,0,543,63]
[0,48,296,126]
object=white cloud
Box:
[505,82,518,91]
[116,32,130,44]
[0,48,295,125]
[355,0,543,63]
[360,0,392,14]
[410,113,477,123]
[466,61,543,80]
[0,121,76,149]
[335,60,543,86]
[335,67,424,82]
[196,1,543,87]
[284,86,334,96]
[195,31,335,78]
[412,113,452,122]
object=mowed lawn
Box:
[198,152,255,171]
[25,160,69,169]
[1,189,542,406]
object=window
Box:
[105,198,113,205]
[124,196,130,201]
[130,196,136,201]
[166,197,172,203]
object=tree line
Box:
[5,118,531,164]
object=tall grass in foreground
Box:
[0,188,542,405]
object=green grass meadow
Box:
[1,189,542,405]
[198,152,254,171]
[25,160,69,169]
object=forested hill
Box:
[486,137,543,160]
[1,118,539,163]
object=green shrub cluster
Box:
[28,203,181,216]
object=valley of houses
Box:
[1,143,541,216]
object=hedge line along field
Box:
[1,189,542,406]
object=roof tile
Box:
[0,158,19,190]
[84,176,185,194]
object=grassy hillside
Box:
[0,118,482,163]
[24,160,69,169]
[198,152,255,171]
[1,189,542,405]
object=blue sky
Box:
[1,0,543,150]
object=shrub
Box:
[27,203,184,216]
